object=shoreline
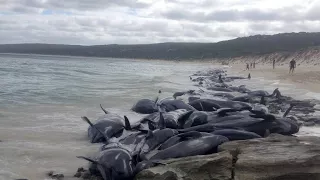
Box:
[1,54,320,180]
[214,62,320,95]
[136,67,320,180]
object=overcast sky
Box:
[0,0,319,45]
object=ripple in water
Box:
[0,54,211,180]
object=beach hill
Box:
[1,32,320,63]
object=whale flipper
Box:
[159,112,166,130]
[77,156,98,164]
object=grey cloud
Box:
[206,10,239,21]
[161,6,307,22]
[249,23,271,32]
[0,0,150,14]
[215,26,244,38]
[305,2,320,20]
[10,5,41,14]
[140,20,169,32]
[163,9,205,22]
[242,9,279,21]
[0,14,234,45]
[167,0,223,9]
[0,0,319,45]
[162,9,190,21]
[247,21,320,36]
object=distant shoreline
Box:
[2,32,320,61]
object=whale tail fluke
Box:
[100,104,109,114]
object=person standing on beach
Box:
[289,59,296,74]
[246,63,249,70]
[273,59,275,69]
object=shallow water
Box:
[0,54,213,180]
[0,54,319,180]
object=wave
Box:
[73,69,102,75]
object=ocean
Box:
[0,54,319,180]
[0,54,212,180]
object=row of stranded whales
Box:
[75,68,308,180]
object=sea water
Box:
[0,54,319,180]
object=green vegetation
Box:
[1,32,320,60]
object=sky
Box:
[0,0,320,45]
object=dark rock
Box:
[219,134,320,180]
[47,171,54,177]
[81,171,91,179]
[51,173,64,180]
[154,171,179,180]
[136,133,320,180]
[77,167,85,172]
[74,171,82,178]
[135,151,232,180]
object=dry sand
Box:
[226,62,320,93]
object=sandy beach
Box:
[226,62,320,93]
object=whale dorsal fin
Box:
[260,96,266,105]
[124,116,132,130]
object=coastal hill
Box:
[1,32,320,60]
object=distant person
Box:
[246,63,249,70]
[289,59,296,74]
[253,61,256,68]
[248,73,251,79]
[273,59,275,69]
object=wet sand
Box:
[227,63,320,93]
